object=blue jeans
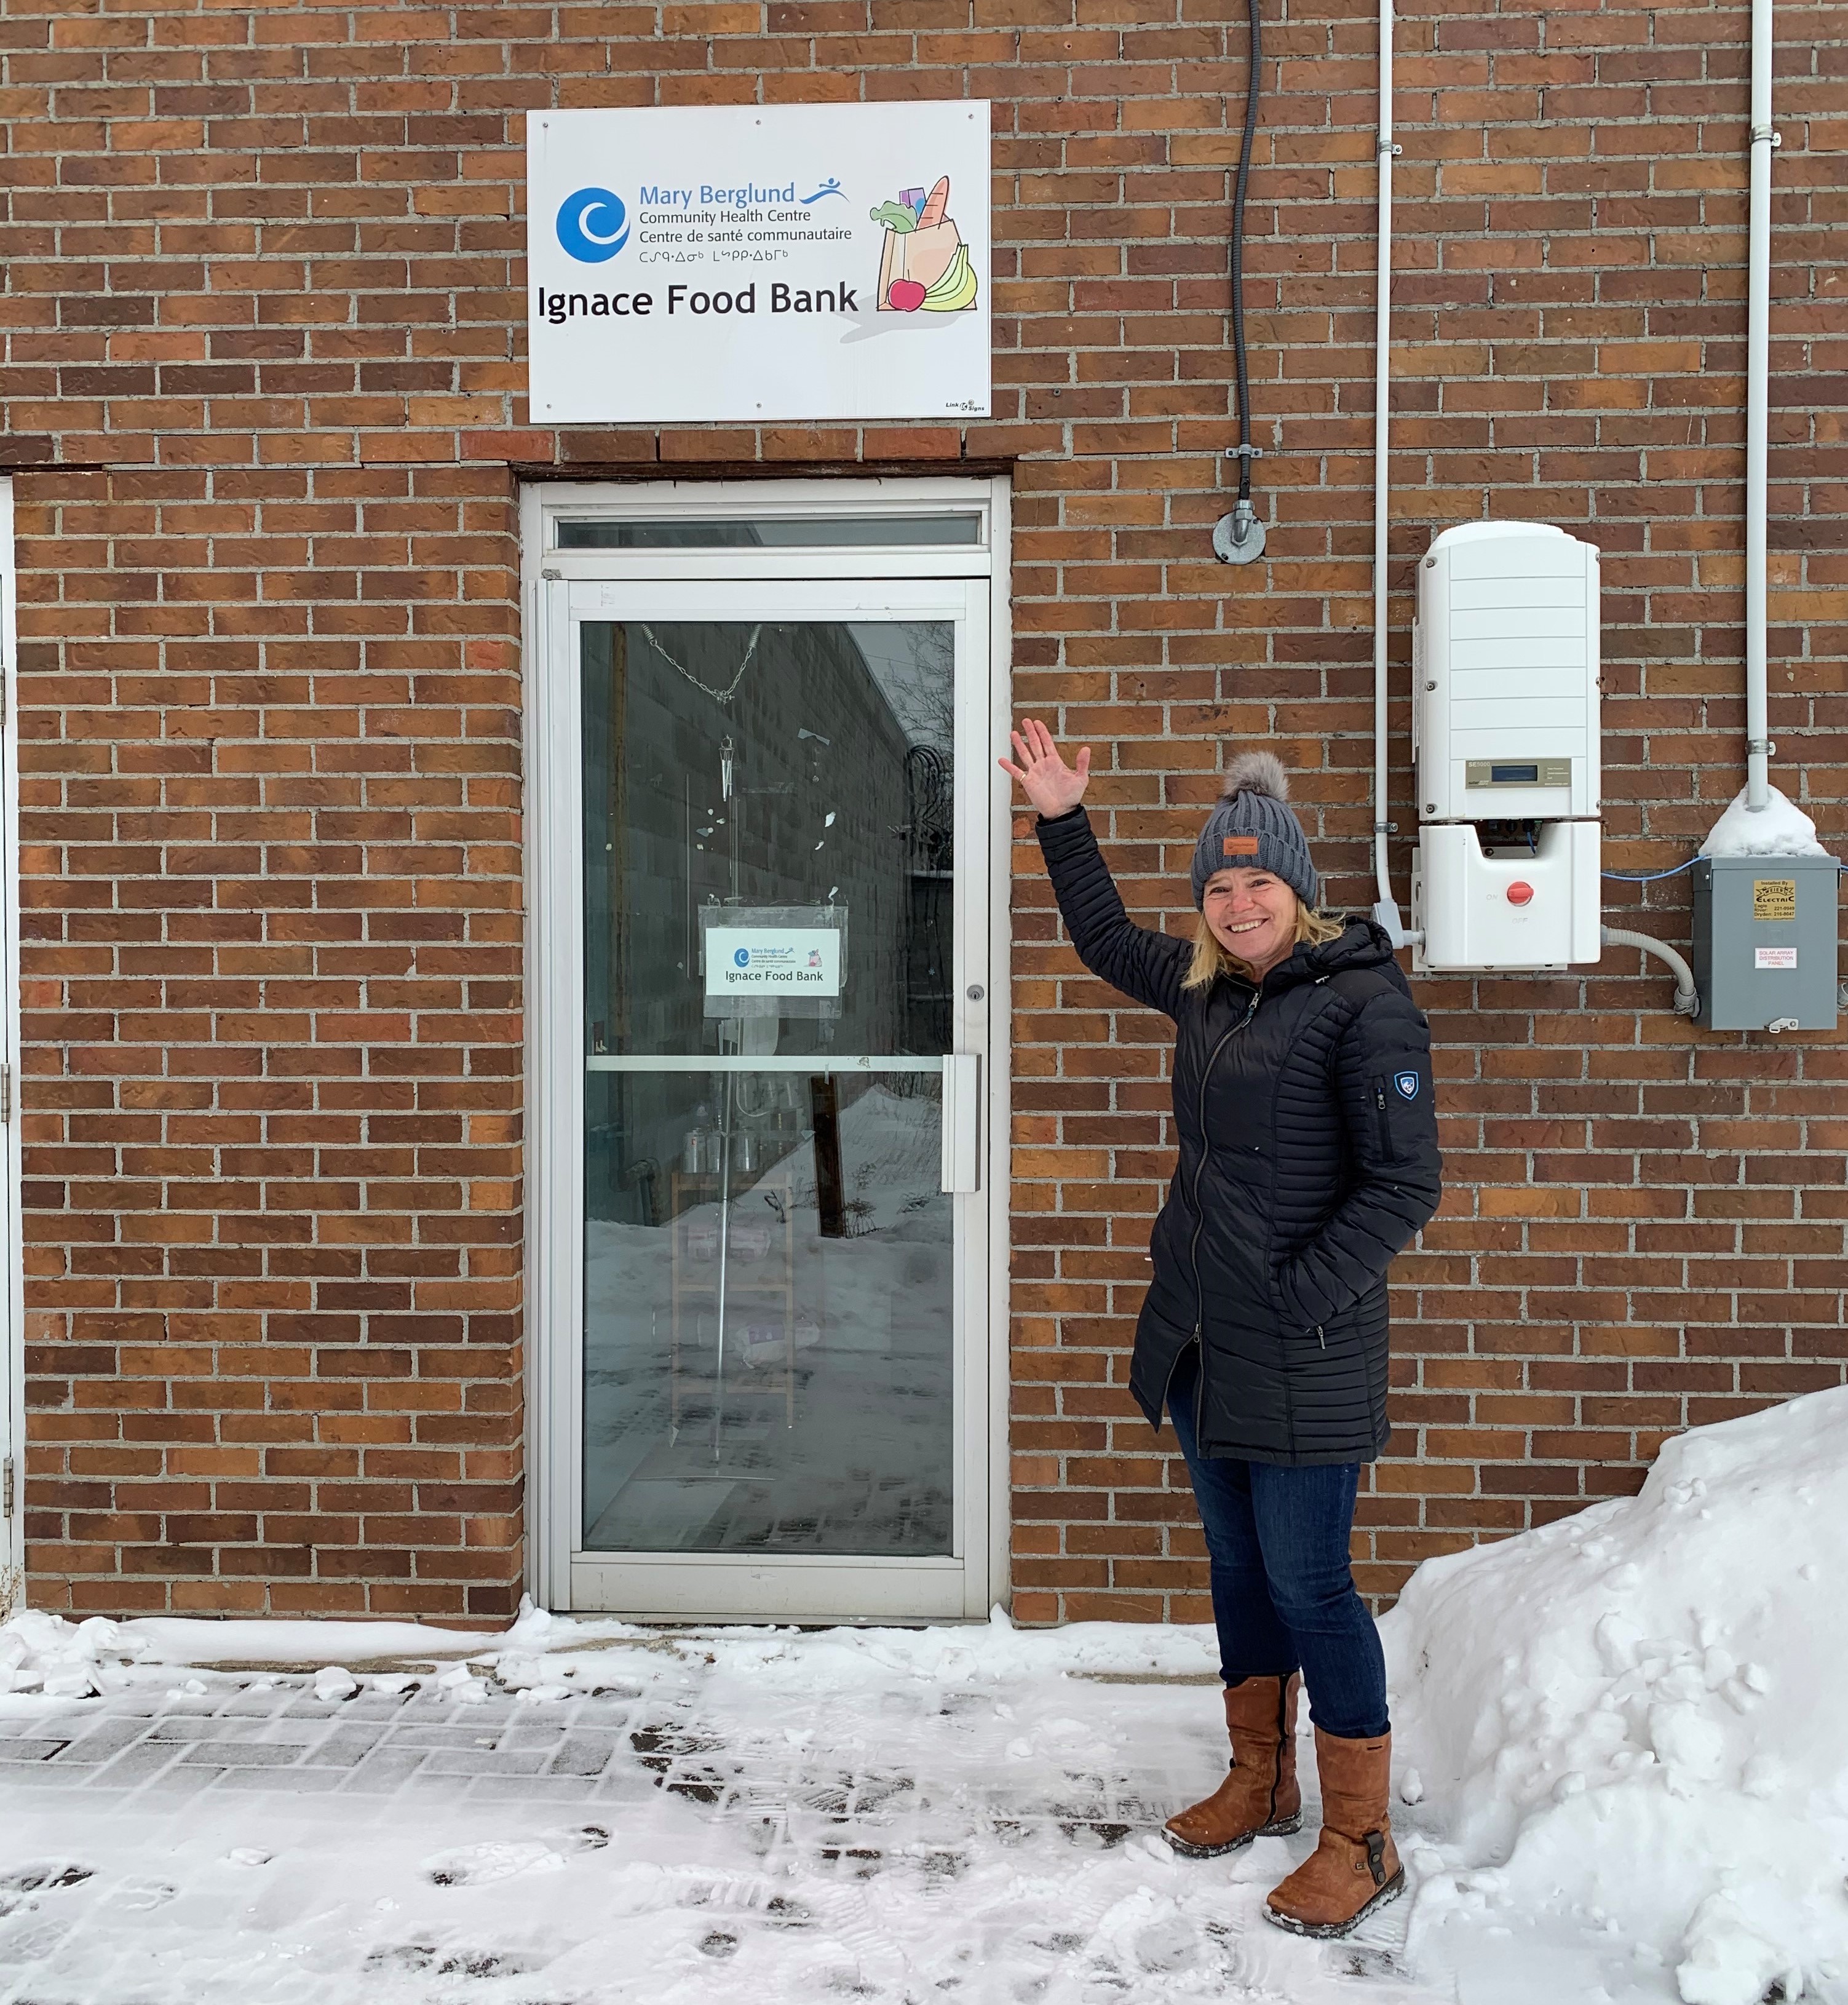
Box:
[1167,1348,1389,1739]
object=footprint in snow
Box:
[0,1863,94,1917]
[424,1841,566,1887]
[0,1864,93,1894]
[423,1827,608,1886]
[363,1943,542,1979]
[115,1880,177,1912]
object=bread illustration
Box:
[873,175,978,313]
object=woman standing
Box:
[999,722,1442,1939]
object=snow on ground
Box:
[0,1613,1442,2005]
[1,1388,1844,2004]
[1386,1381,1848,2005]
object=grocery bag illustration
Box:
[871,175,978,313]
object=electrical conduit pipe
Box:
[1370,0,1413,943]
[1601,927,1699,1017]
[1611,0,1771,1014]
[1214,0,1266,563]
[1744,0,1777,812]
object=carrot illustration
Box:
[918,175,950,229]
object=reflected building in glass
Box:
[581,617,957,1557]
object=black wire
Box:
[1231,0,1261,504]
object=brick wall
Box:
[13,459,526,1619]
[3,0,1841,1620]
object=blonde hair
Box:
[1183,898,1346,991]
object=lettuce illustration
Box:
[869,200,918,234]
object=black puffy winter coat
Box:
[1037,807,1443,1466]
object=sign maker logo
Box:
[556,188,630,263]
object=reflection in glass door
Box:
[581,617,959,1559]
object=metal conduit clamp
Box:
[1215,445,1266,565]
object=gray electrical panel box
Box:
[1692,854,1840,1031]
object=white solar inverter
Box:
[1411,522,1603,972]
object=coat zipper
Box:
[1182,986,1261,1435]
[1373,1079,1393,1161]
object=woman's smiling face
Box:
[1201,865,1298,977]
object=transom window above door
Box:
[555,514,984,550]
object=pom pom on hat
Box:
[1189,746,1318,909]
[1221,750,1291,803]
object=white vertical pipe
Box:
[1371,0,1398,914]
[1744,0,1775,811]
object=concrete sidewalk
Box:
[0,1627,1433,2005]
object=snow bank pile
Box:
[1699,783,1834,860]
[1386,1384,1848,2005]
[0,1596,1217,1708]
[0,1611,146,1698]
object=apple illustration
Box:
[888,278,927,312]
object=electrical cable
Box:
[1230,0,1263,510]
[1605,856,1848,879]
[1600,857,1699,884]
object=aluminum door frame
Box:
[522,480,1011,1622]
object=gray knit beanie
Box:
[1189,751,1319,909]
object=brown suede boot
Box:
[1163,1673,1303,1858]
[1263,1725,1403,1936]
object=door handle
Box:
[940,1052,982,1194]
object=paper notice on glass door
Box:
[707,927,841,997]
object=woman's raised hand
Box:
[999,717,1092,819]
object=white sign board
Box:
[706,928,842,998]
[526,101,991,425]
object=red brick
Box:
[9,0,1845,1632]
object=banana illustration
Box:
[874,174,977,313]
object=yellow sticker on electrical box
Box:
[1753,878,1797,921]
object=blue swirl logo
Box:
[732,948,751,968]
[556,188,629,263]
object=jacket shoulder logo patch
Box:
[1394,1070,1421,1101]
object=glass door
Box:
[533,562,997,1622]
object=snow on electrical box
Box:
[1411,522,1603,973]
